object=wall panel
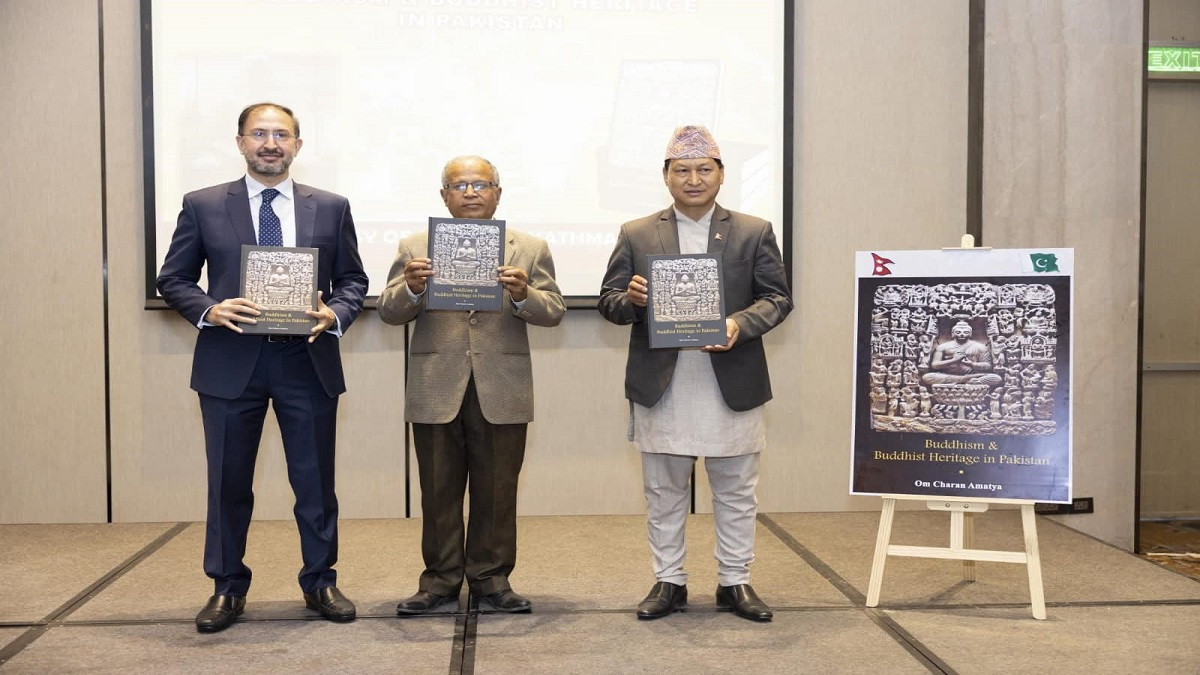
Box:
[0,0,108,523]
[983,0,1144,548]
[1140,375,1200,518]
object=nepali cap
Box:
[664,125,721,160]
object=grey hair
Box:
[441,155,500,186]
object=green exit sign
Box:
[1148,46,1200,72]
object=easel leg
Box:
[949,509,963,549]
[1020,504,1047,620]
[963,511,976,581]
[866,498,896,607]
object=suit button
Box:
[465,350,471,356]
[470,318,478,325]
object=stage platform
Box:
[1,511,1197,673]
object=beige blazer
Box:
[377,228,565,424]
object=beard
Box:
[248,152,291,176]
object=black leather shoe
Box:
[478,589,532,613]
[195,594,245,633]
[303,586,356,622]
[396,590,456,615]
[636,581,687,619]
[716,584,773,622]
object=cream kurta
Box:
[633,207,766,457]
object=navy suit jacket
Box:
[598,204,792,411]
[157,178,368,399]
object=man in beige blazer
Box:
[378,155,564,614]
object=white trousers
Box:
[641,452,760,587]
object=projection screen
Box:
[143,0,791,302]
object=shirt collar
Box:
[672,205,715,229]
[245,175,294,200]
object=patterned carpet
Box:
[1140,520,1200,580]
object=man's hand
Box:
[306,291,337,343]
[626,275,649,307]
[498,265,529,302]
[405,257,434,294]
[702,318,740,352]
[205,298,260,333]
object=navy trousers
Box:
[197,338,340,596]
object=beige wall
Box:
[0,0,109,523]
[983,0,1144,548]
[2,1,1146,550]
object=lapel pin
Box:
[714,233,723,241]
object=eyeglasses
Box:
[240,129,295,143]
[444,181,498,193]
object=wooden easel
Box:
[864,495,1046,619]
[864,234,1046,620]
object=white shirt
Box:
[246,175,297,247]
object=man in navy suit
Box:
[157,102,368,633]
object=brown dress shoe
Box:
[716,583,773,622]
[636,581,687,619]
[195,594,245,633]
[303,586,357,622]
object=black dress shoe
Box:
[636,581,687,619]
[303,586,356,622]
[478,589,532,613]
[716,584,773,622]
[396,590,456,615]
[195,594,245,633]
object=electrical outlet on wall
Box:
[1035,497,1094,515]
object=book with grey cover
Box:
[238,245,318,335]
[426,217,505,311]
[647,253,726,349]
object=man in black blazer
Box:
[599,126,792,622]
[157,102,367,632]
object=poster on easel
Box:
[850,248,1073,503]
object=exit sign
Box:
[1148,46,1200,73]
